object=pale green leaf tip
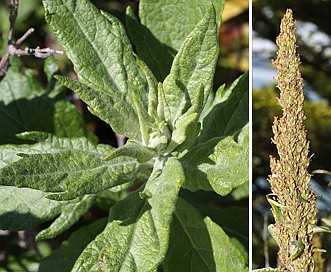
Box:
[139,190,151,199]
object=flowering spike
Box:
[268,9,318,271]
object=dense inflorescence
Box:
[268,9,317,272]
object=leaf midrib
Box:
[60,0,120,94]
[174,210,213,271]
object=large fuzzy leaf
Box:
[0,133,147,200]
[43,0,149,141]
[72,157,184,271]
[163,198,247,271]
[0,185,95,240]
[180,125,248,196]
[199,71,249,143]
[139,0,224,51]
[55,76,141,141]
[39,218,108,272]
[162,6,219,125]
[126,1,224,82]
[205,217,248,271]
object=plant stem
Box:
[268,9,317,271]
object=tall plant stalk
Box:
[268,9,317,271]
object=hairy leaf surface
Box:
[0,185,95,239]
[163,198,247,271]
[39,218,108,272]
[162,6,219,125]
[73,157,184,271]
[43,0,150,141]
[205,217,248,271]
[199,72,249,143]
[0,134,146,200]
[180,125,248,195]
[139,0,224,51]
[0,58,87,144]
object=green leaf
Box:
[0,135,95,233]
[0,58,90,144]
[229,180,249,200]
[180,125,248,195]
[196,205,248,253]
[0,61,52,143]
[53,99,94,140]
[44,57,66,96]
[125,6,176,82]
[39,218,108,272]
[199,71,249,143]
[73,157,185,271]
[36,195,95,240]
[162,6,219,125]
[163,198,247,271]
[0,134,146,200]
[43,0,149,141]
[0,186,95,240]
[0,186,63,230]
[104,140,157,163]
[56,76,141,140]
[204,217,248,272]
[139,0,224,51]
[126,1,224,82]
[163,198,216,272]
[166,84,204,152]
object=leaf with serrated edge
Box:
[180,125,248,195]
[56,76,140,140]
[0,133,145,200]
[36,195,95,240]
[43,0,149,141]
[0,185,95,241]
[0,139,147,234]
[73,157,184,271]
[199,72,249,143]
[162,6,219,125]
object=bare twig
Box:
[16,27,34,45]
[0,0,19,79]
[8,0,19,44]
[0,1,63,81]
[7,45,63,58]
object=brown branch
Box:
[8,0,19,44]
[0,0,19,80]
[0,2,63,81]
[7,45,63,58]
